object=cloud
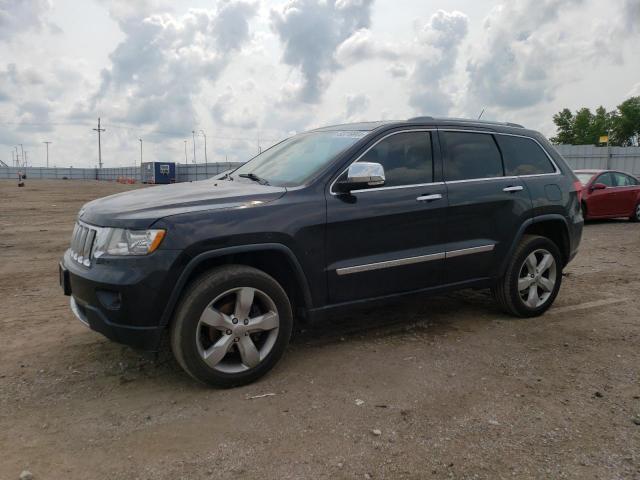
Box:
[93,1,258,136]
[211,84,258,129]
[466,0,584,110]
[335,28,399,65]
[270,0,374,103]
[409,10,469,115]
[0,0,59,42]
[344,92,370,120]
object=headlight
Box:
[93,228,166,257]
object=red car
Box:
[574,169,640,221]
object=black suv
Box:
[60,117,583,387]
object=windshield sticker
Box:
[333,131,368,138]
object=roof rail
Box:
[407,116,524,128]
[406,116,434,122]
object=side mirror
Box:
[335,162,385,193]
[591,183,607,191]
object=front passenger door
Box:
[325,130,447,303]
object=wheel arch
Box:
[160,243,313,327]
[499,215,571,276]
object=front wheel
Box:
[492,235,563,317]
[171,265,293,387]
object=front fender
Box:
[158,243,313,327]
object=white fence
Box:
[0,162,243,182]
[555,145,640,175]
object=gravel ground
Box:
[1,179,639,480]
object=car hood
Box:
[79,179,287,229]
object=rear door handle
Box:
[416,194,443,202]
[503,186,524,193]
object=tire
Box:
[170,265,293,387]
[630,202,640,222]
[492,235,563,318]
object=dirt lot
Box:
[0,179,639,480]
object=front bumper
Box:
[60,248,183,351]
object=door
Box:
[611,172,639,215]
[587,172,621,216]
[325,130,447,303]
[440,130,533,283]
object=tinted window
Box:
[496,135,556,175]
[443,132,503,181]
[596,173,614,187]
[357,132,433,187]
[612,172,638,186]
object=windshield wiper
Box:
[238,172,270,185]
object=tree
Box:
[610,96,640,146]
[550,96,640,146]
[573,108,594,145]
[550,108,575,144]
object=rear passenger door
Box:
[440,130,532,283]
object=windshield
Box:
[232,131,368,187]
[575,172,596,185]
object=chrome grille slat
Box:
[69,222,97,267]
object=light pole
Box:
[191,130,196,164]
[138,138,143,165]
[19,144,24,167]
[200,130,208,177]
[14,146,18,166]
[43,141,51,168]
[183,140,187,164]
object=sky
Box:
[0,0,639,168]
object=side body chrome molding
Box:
[335,244,495,276]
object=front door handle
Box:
[416,194,443,202]
[503,186,524,193]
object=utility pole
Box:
[191,130,196,163]
[43,141,51,168]
[183,140,187,163]
[199,130,208,163]
[93,118,105,169]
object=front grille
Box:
[69,222,96,267]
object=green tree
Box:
[550,108,575,144]
[550,97,640,146]
[573,108,594,145]
[610,96,640,146]
[590,106,610,144]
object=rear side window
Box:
[443,131,503,181]
[496,135,556,176]
[612,172,639,186]
[358,132,433,187]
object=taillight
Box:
[573,180,583,203]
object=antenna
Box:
[478,108,485,120]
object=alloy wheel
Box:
[517,248,557,308]
[196,287,279,374]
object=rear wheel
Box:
[492,235,563,317]
[171,265,293,387]
[630,202,640,222]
